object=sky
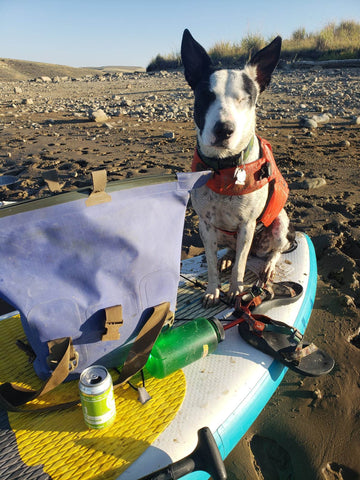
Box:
[0,0,360,69]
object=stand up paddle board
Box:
[120,231,317,479]
[0,231,317,480]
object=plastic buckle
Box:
[292,329,303,344]
[253,319,266,332]
[68,350,79,372]
[266,161,272,177]
[250,285,264,298]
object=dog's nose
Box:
[213,121,235,143]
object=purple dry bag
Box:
[0,171,209,384]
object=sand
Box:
[0,62,359,480]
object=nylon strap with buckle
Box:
[0,302,170,412]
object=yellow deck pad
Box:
[0,315,186,480]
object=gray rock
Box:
[312,113,330,124]
[300,177,326,190]
[163,132,175,139]
[38,76,52,83]
[89,109,109,123]
[299,117,318,129]
[295,177,327,190]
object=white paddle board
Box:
[119,231,317,479]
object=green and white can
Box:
[79,365,116,429]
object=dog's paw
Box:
[260,252,281,283]
[260,263,276,283]
[218,252,235,272]
[227,283,244,304]
[202,287,221,307]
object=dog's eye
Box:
[235,96,246,104]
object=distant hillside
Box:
[0,58,144,82]
[91,65,145,73]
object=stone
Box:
[89,109,109,123]
[163,131,175,139]
[299,117,318,129]
[291,177,327,190]
[302,177,327,189]
[312,113,330,124]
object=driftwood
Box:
[282,58,360,69]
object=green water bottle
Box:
[145,317,225,379]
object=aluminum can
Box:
[79,365,116,429]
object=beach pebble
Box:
[14,86,22,94]
[312,388,322,399]
[339,140,351,148]
[163,131,175,140]
[312,113,330,124]
[38,76,52,83]
[291,177,327,190]
[89,109,109,123]
[342,295,356,308]
[304,177,327,189]
[299,117,318,129]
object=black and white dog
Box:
[181,29,295,307]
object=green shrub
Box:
[292,28,307,42]
[147,20,360,71]
[147,53,181,72]
[240,34,265,59]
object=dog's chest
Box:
[191,183,269,232]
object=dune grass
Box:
[147,20,360,71]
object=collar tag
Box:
[234,167,246,185]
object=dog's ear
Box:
[181,29,213,90]
[248,36,282,93]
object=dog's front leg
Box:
[198,219,221,307]
[228,220,257,303]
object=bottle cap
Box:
[208,317,225,342]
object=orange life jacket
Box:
[192,136,289,228]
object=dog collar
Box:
[192,136,289,228]
[195,135,255,171]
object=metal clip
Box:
[292,329,303,344]
[69,350,79,372]
[250,284,264,298]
